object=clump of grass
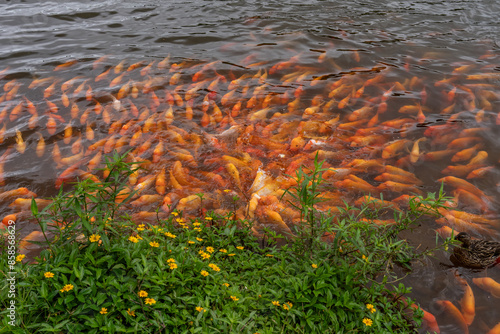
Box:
[0,152,454,333]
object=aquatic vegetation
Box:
[0,153,455,333]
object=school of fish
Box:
[0,45,499,333]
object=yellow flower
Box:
[311,264,318,269]
[208,263,221,272]
[165,232,176,238]
[193,223,201,227]
[100,307,108,315]
[272,301,280,306]
[366,304,376,313]
[144,298,156,305]
[137,235,143,240]
[171,212,178,217]
[205,216,213,221]
[127,308,135,317]
[230,296,239,301]
[362,255,368,262]
[44,272,54,278]
[167,258,176,263]
[188,240,195,244]
[223,189,231,193]
[196,306,206,312]
[228,253,236,256]
[128,236,138,243]
[223,283,230,287]
[169,263,178,270]
[206,247,214,253]
[199,251,210,260]
[236,246,244,250]
[16,254,25,262]
[266,254,274,257]
[194,227,202,232]
[89,234,101,243]
[196,237,203,241]
[182,225,189,229]
[283,304,290,310]
[363,318,373,326]
[149,241,160,248]
[137,224,145,231]
[286,302,293,308]
[176,218,185,223]
[60,284,74,292]
[201,270,209,277]
[138,290,148,297]
[219,249,227,253]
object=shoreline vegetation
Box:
[0,152,453,333]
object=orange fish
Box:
[435,300,468,334]
[473,277,500,298]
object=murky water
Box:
[1,1,500,332]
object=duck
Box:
[450,232,500,269]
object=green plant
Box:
[0,152,453,333]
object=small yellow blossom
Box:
[193,222,201,227]
[366,304,376,313]
[60,284,74,293]
[206,247,214,253]
[138,290,148,297]
[137,224,145,231]
[167,258,176,263]
[176,218,185,223]
[283,304,290,310]
[228,253,236,256]
[230,296,239,301]
[223,189,231,193]
[136,235,143,240]
[236,246,244,250]
[201,270,209,277]
[89,234,101,243]
[266,254,274,257]
[127,308,135,317]
[169,263,178,270]
[144,298,156,305]
[272,301,280,306]
[196,237,203,241]
[219,249,227,253]
[199,251,210,260]
[100,307,108,315]
[286,302,293,308]
[165,232,176,238]
[149,241,160,248]
[188,240,195,244]
[171,212,178,217]
[362,255,368,261]
[44,272,54,278]
[363,318,373,326]
[208,263,220,272]
[311,264,318,268]
[205,216,213,221]
[196,306,206,312]
[16,254,25,262]
[128,236,139,243]
[194,227,202,232]
[182,225,189,229]
[223,283,230,287]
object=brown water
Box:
[1,1,500,332]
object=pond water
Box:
[1,0,500,332]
